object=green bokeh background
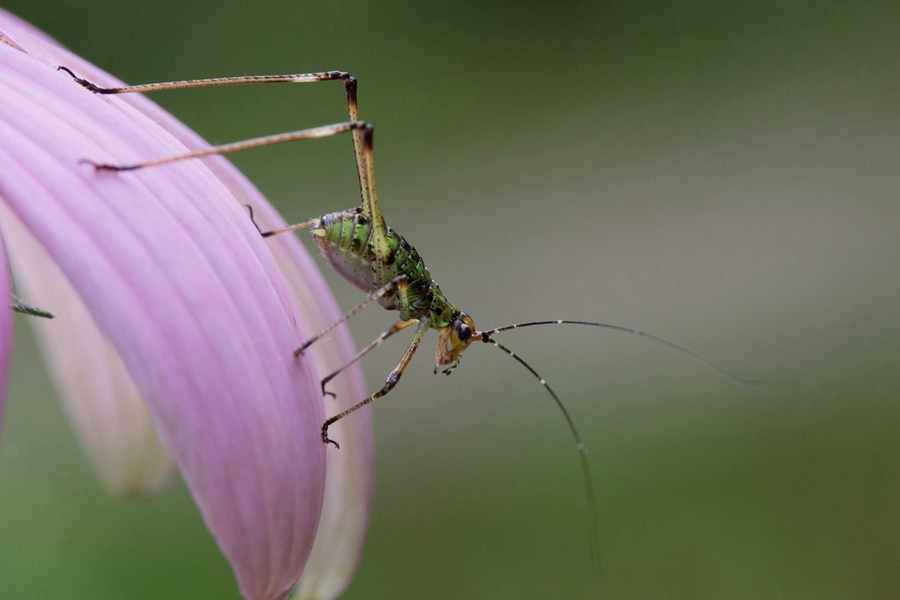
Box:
[2,1,899,598]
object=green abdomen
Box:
[315,209,435,320]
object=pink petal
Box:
[0,10,374,599]
[0,228,13,430]
[250,201,374,600]
[0,201,175,495]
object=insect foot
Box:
[321,375,338,398]
[294,337,315,357]
[321,421,340,449]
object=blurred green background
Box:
[2,1,899,598]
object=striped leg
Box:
[293,275,408,356]
[57,65,371,211]
[320,320,418,397]
[322,319,431,448]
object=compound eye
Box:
[452,313,474,343]
[456,321,472,342]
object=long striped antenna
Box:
[478,331,601,573]
[482,320,761,387]
[474,319,759,572]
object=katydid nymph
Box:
[60,66,754,567]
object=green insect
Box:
[60,66,753,565]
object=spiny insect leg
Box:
[10,294,54,319]
[322,319,430,448]
[244,204,320,238]
[341,77,369,222]
[356,126,391,288]
[79,122,370,172]
[258,219,319,239]
[293,274,409,356]
[320,320,418,397]
[58,66,354,96]
[58,65,371,212]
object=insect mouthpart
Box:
[435,313,477,371]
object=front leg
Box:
[322,319,430,447]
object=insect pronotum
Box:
[59,65,754,568]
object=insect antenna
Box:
[479,333,601,573]
[475,318,759,572]
[482,320,761,387]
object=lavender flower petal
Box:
[0,229,12,429]
[0,10,374,599]
[0,202,175,495]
